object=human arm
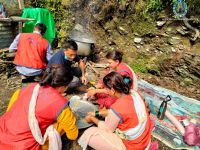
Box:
[85,109,120,132]
[87,88,109,98]
[85,115,100,125]
[46,43,53,61]
[88,107,109,118]
[84,109,107,125]
[95,68,110,89]
[103,109,121,132]
[9,34,21,52]
[79,59,87,85]
[55,106,78,140]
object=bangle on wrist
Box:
[95,111,100,117]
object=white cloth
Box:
[28,84,62,150]
[126,65,138,90]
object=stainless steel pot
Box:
[69,27,95,56]
[75,40,93,56]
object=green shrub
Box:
[25,0,74,46]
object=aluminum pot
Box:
[75,40,94,56]
[69,28,95,56]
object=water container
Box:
[157,95,171,120]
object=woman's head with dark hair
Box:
[103,71,130,95]
[106,50,123,70]
[106,50,123,62]
[40,65,73,88]
[118,71,133,88]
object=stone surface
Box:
[192,43,200,55]
[118,26,129,35]
[134,37,142,43]
[156,21,166,27]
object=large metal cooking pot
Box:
[75,41,94,56]
[69,26,95,56]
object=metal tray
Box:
[69,96,98,129]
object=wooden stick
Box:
[5,53,15,58]
[0,60,13,63]
[87,62,99,74]
[93,63,108,68]
[18,0,22,9]
[0,49,9,53]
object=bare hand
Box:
[85,114,95,123]
[87,111,95,117]
[87,89,96,97]
[87,87,95,91]
[81,76,87,85]
[99,107,108,118]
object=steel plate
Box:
[69,96,98,129]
